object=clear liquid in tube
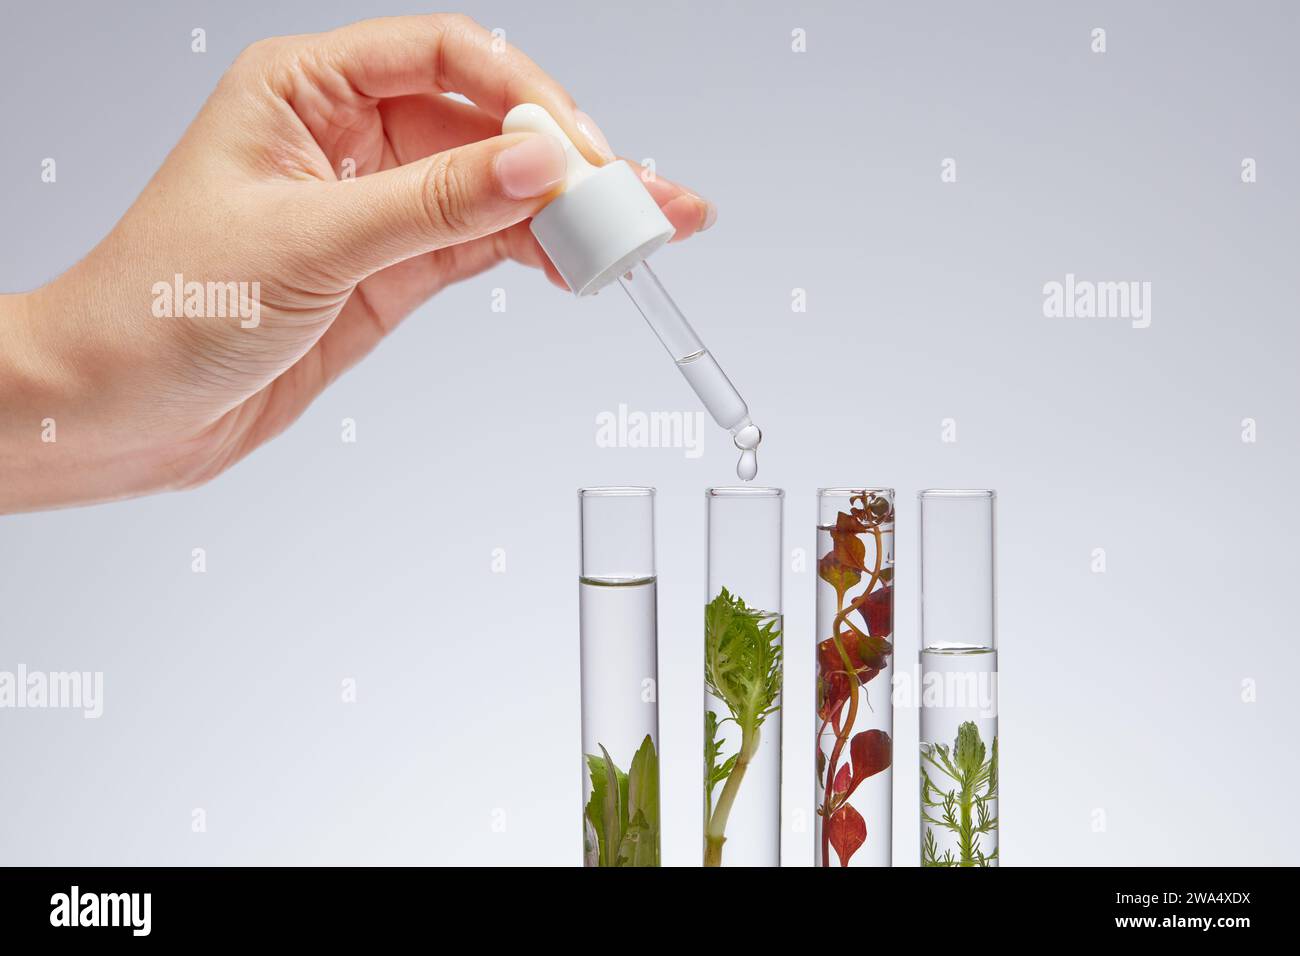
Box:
[676,350,762,481]
[619,262,763,481]
[676,350,747,429]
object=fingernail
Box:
[496,135,567,199]
[700,200,718,232]
[575,110,615,162]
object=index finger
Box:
[306,14,612,166]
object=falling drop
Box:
[737,448,758,481]
[732,423,762,482]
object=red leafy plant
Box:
[815,491,894,866]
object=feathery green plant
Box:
[703,587,782,867]
[920,721,998,867]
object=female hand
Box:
[0,14,714,513]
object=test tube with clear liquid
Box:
[578,487,661,867]
[918,490,999,867]
[618,262,762,480]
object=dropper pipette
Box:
[501,103,762,480]
[617,261,761,479]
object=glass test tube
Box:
[702,487,784,866]
[813,489,895,867]
[918,490,999,867]
[578,487,660,867]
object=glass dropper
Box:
[500,103,763,479]
[618,261,762,480]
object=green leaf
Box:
[922,827,950,867]
[599,746,625,866]
[627,734,659,839]
[582,815,599,867]
[705,713,739,783]
[704,587,783,734]
[583,753,610,864]
[585,737,659,867]
[619,810,657,867]
[954,721,986,778]
[704,710,733,821]
[704,711,724,781]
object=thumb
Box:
[298,132,566,283]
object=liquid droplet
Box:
[733,423,761,450]
[737,448,758,481]
[732,423,762,481]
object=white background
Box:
[1,0,1296,865]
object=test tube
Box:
[813,488,895,867]
[578,487,660,867]
[918,490,998,867]
[703,487,783,866]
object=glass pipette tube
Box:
[618,261,761,479]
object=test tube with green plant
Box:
[702,487,784,867]
[578,488,661,867]
[918,490,999,867]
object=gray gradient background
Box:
[2,0,1297,866]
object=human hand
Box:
[0,14,714,513]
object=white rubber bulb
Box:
[502,104,597,191]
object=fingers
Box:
[377,97,715,245]
[473,224,568,289]
[379,93,501,165]
[373,104,715,257]
[308,14,614,166]
[296,131,567,284]
[625,160,718,241]
[253,14,715,285]
[662,192,717,242]
[412,221,564,307]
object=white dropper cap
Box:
[503,104,675,296]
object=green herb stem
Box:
[703,587,782,867]
[704,722,760,867]
[959,779,975,866]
